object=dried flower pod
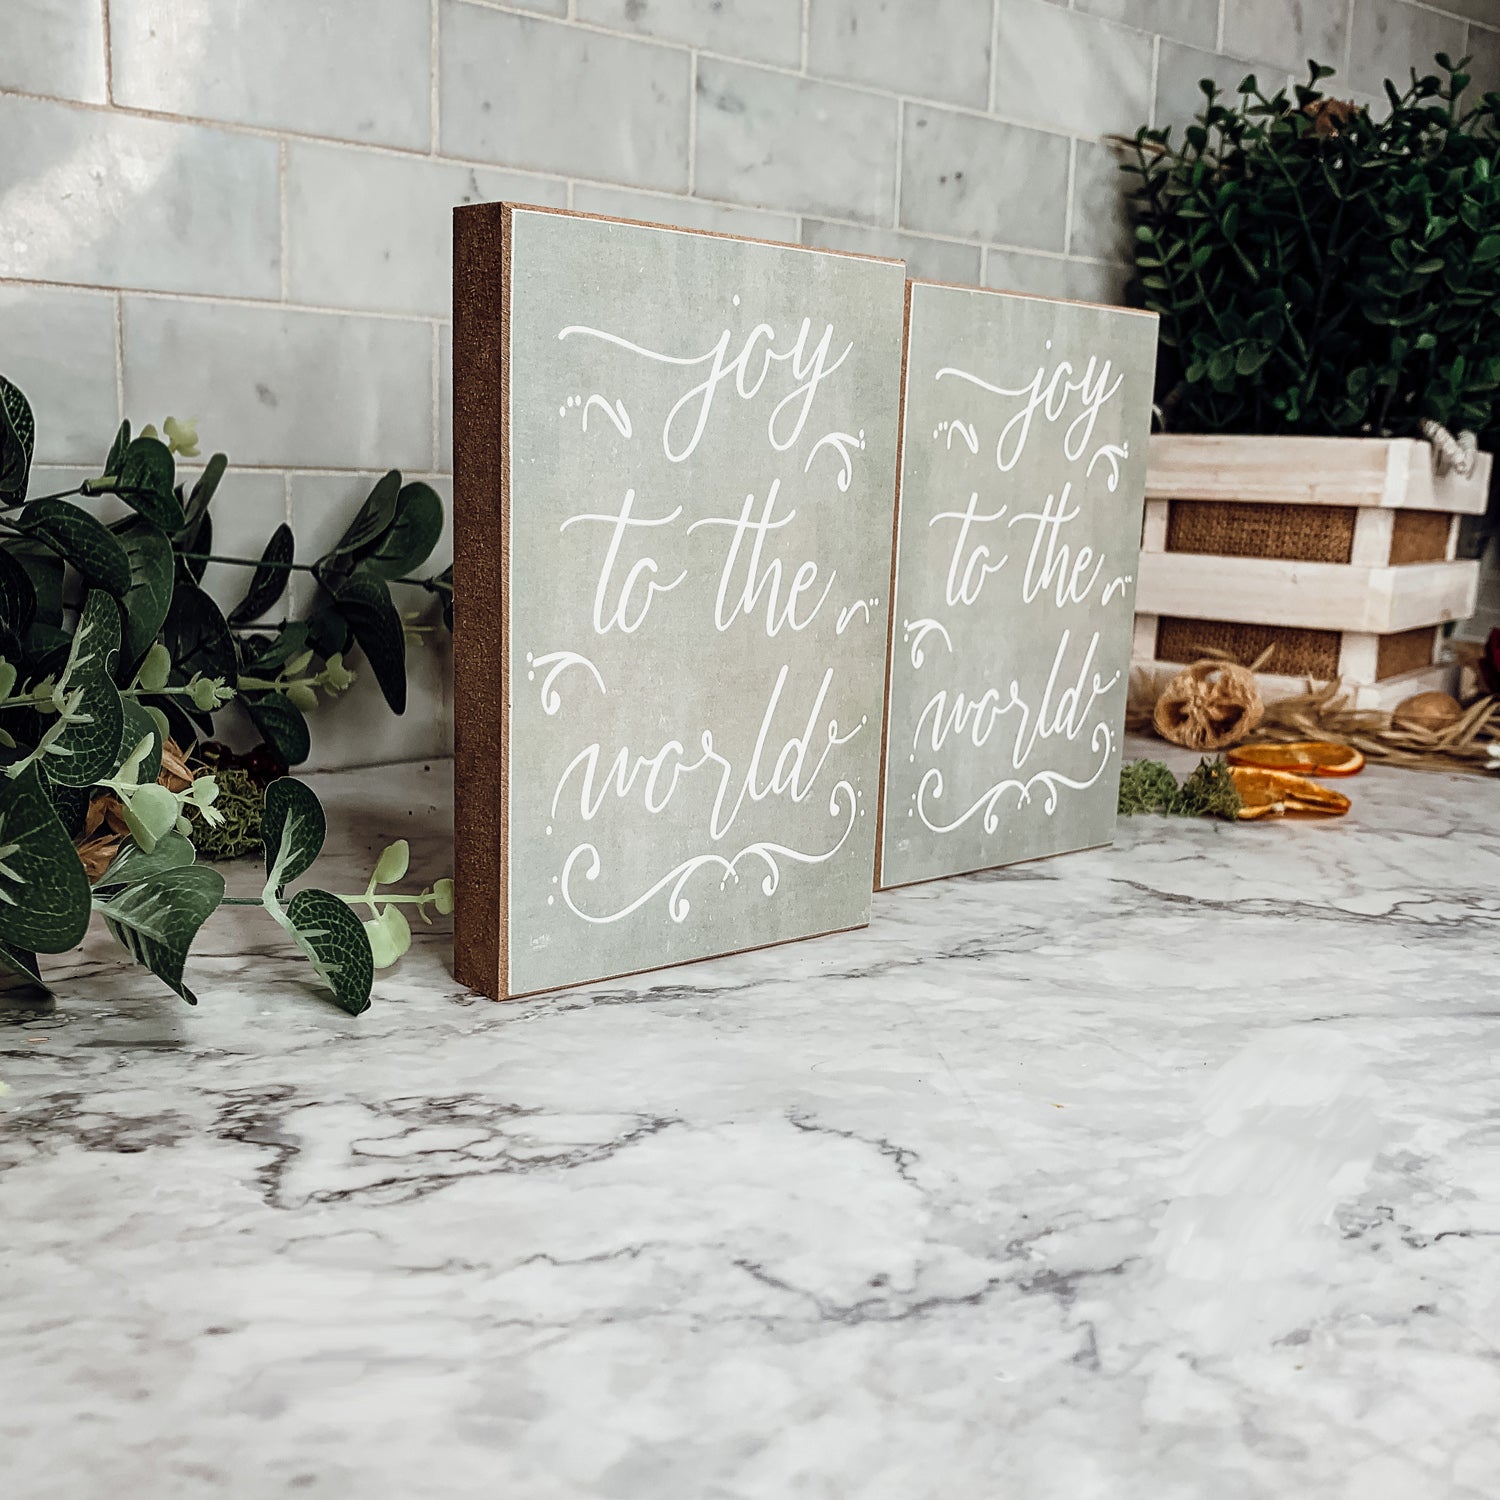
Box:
[1391,690,1464,734]
[1152,659,1265,751]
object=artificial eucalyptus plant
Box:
[0,373,452,1014]
[1124,54,1500,442]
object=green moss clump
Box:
[1117,756,1242,822]
[186,767,266,861]
[1175,757,1243,820]
[1118,759,1180,815]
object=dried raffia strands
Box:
[1128,654,1500,776]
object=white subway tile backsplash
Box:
[110,0,433,148]
[1074,0,1217,50]
[984,249,1129,306]
[1154,41,1290,129]
[122,299,433,471]
[992,0,1154,137]
[900,106,1069,250]
[3,0,108,104]
[578,0,803,68]
[808,0,993,109]
[0,96,279,297]
[800,220,982,285]
[1069,140,1135,264]
[570,185,799,244]
[1223,0,1349,81]
[1470,27,1500,96]
[0,284,117,466]
[439,3,691,191]
[287,146,566,317]
[1347,1,1466,98]
[695,61,899,224]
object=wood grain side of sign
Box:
[452,201,512,999]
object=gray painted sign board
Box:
[878,279,1158,888]
[454,205,906,998]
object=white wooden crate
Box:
[1134,434,1492,706]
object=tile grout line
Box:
[800,0,809,72]
[1063,138,1077,256]
[100,0,113,103]
[1344,0,1356,79]
[988,0,1001,114]
[0,68,1141,155]
[1149,35,1161,131]
[891,102,904,231]
[278,140,289,301]
[688,50,698,195]
[1216,0,1226,52]
[430,0,441,154]
[112,292,124,424]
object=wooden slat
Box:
[1132,657,1459,710]
[1136,552,1479,633]
[1146,434,1491,514]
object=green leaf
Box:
[334,570,406,713]
[180,453,226,533]
[96,864,226,1005]
[118,782,179,853]
[0,763,92,954]
[0,939,47,992]
[360,483,443,580]
[14,499,132,598]
[47,590,126,787]
[116,519,175,677]
[95,829,195,891]
[328,470,401,559]
[278,888,373,1015]
[262,776,326,898]
[242,620,309,675]
[163,583,235,683]
[0,374,36,506]
[372,839,409,885]
[115,437,186,531]
[228,522,294,625]
[304,607,350,659]
[244,691,310,767]
[118,697,164,787]
[0,546,38,643]
[102,419,131,481]
[364,903,411,969]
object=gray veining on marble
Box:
[5,746,1500,1499]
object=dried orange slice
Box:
[1226,740,1365,776]
[1229,766,1352,820]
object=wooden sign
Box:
[453,205,905,999]
[877,280,1157,888]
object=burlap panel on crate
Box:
[1376,626,1438,679]
[1155,618,1342,679]
[1389,511,1451,565]
[1166,500,1357,563]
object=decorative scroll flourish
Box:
[528,651,607,715]
[903,617,954,670]
[557,784,858,925]
[915,723,1114,833]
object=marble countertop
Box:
[5,741,1500,1499]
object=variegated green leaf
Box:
[0,763,92,954]
[262,776,325,898]
[95,864,225,1005]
